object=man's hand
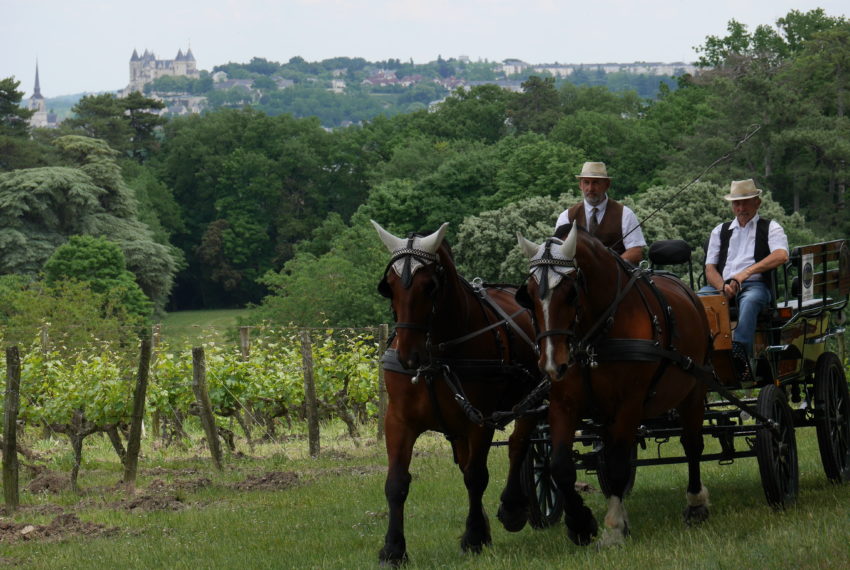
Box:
[722,278,741,299]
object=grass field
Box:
[155,309,252,347]
[2,418,849,569]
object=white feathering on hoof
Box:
[597,495,629,548]
[686,485,710,507]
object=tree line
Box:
[0,8,847,334]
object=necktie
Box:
[589,207,599,235]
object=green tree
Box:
[483,134,585,208]
[670,8,848,233]
[0,136,178,310]
[507,76,562,134]
[154,107,371,308]
[43,235,152,320]
[62,92,165,161]
[425,84,512,143]
[0,77,33,137]
[121,91,167,162]
[0,76,46,171]
[454,193,579,283]
[254,212,389,326]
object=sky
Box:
[4,0,848,98]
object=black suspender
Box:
[716,217,772,276]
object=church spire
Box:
[33,60,43,99]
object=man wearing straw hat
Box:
[555,161,646,264]
[702,179,789,363]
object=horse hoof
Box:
[566,515,598,546]
[596,525,629,549]
[460,539,490,555]
[497,502,528,532]
[567,527,595,546]
[683,505,709,526]
[378,547,409,567]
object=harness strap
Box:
[474,285,538,351]
[577,265,643,346]
[437,308,527,351]
[585,338,775,431]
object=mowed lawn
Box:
[2,421,850,569]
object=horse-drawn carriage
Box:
[520,234,850,529]
[371,218,850,562]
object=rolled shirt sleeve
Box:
[621,206,646,250]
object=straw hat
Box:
[575,161,611,179]
[724,179,763,201]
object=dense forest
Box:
[0,8,847,334]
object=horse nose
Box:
[556,363,569,379]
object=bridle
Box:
[526,238,584,343]
[382,237,443,335]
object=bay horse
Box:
[516,224,714,547]
[372,220,542,565]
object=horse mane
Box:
[554,223,573,240]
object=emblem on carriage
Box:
[801,253,814,302]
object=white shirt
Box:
[555,197,647,250]
[705,214,789,281]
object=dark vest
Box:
[716,217,772,278]
[567,199,625,255]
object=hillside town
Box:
[25,47,699,128]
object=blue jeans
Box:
[698,281,771,358]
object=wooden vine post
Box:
[377,323,389,442]
[3,346,21,511]
[150,324,161,439]
[300,330,320,457]
[124,337,152,492]
[192,347,223,470]
[239,326,251,360]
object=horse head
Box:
[372,220,452,370]
[516,224,583,381]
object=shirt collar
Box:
[732,213,761,230]
[584,196,608,213]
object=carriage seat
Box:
[647,240,695,290]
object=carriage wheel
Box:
[595,442,637,498]
[814,352,850,483]
[520,424,563,528]
[755,384,799,509]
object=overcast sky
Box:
[4,0,848,98]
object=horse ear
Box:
[557,223,578,259]
[515,282,534,309]
[418,222,449,254]
[516,232,540,259]
[371,219,405,253]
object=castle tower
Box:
[126,47,199,93]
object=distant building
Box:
[27,62,58,128]
[531,61,698,78]
[126,47,199,92]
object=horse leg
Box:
[549,403,598,546]
[497,416,535,532]
[679,393,709,525]
[455,428,495,554]
[596,433,637,547]
[379,416,417,566]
